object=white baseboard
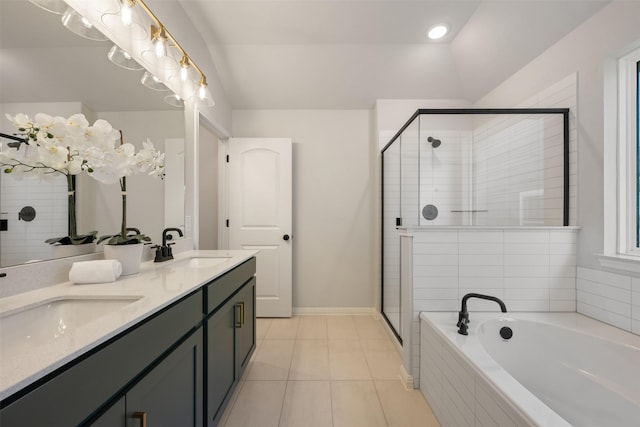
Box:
[400,364,415,390]
[292,307,377,316]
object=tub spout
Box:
[457,293,507,335]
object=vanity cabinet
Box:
[0,257,256,427]
[91,328,203,427]
[205,258,256,426]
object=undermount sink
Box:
[0,296,141,358]
[168,256,232,269]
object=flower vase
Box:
[52,242,97,259]
[104,243,144,275]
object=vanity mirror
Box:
[0,0,186,268]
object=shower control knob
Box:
[283,234,290,241]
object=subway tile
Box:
[414,288,459,300]
[415,299,458,312]
[549,264,576,278]
[549,253,576,266]
[550,300,576,312]
[414,242,459,255]
[416,231,458,243]
[577,278,632,303]
[416,254,459,266]
[459,277,504,289]
[505,299,550,311]
[457,230,503,243]
[550,288,576,300]
[505,288,550,300]
[415,265,459,278]
[458,242,503,254]
[459,265,503,277]
[504,254,549,266]
[577,267,631,289]
[577,301,632,331]
[504,230,549,243]
[504,277,549,289]
[577,290,631,317]
[458,254,503,266]
[414,277,459,289]
[503,243,549,254]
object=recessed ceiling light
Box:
[427,24,449,40]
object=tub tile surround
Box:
[577,266,640,335]
[400,227,578,388]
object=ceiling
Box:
[1,0,610,112]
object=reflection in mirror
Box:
[0,1,185,268]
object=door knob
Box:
[283,234,290,241]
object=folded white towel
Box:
[69,260,123,284]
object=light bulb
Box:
[155,38,167,58]
[199,85,206,100]
[121,3,132,25]
[180,66,189,81]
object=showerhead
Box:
[427,136,441,148]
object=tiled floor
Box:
[219,315,440,427]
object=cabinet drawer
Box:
[0,291,202,427]
[206,258,256,314]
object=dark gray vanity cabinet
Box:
[123,327,203,427]
[92,328,203,427]
[205,259,256,426]
[0,256,256,427]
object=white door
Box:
[228,138,292,317]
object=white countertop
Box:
[0,250,257,401]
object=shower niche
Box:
[381,108,570,340]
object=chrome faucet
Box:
[457,293,507,335]
[153,228,184,262]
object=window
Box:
[619,48,640,255]
[600,45,640,272]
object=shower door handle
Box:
[283,234,290,241]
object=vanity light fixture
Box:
[164,93,185,108]
[427,24,449,40]
[120,0,134,26]
[107,45,144,70]
[151,24,168,59]
[27,0,67,15]
[120,0,215,107]
[179,56,190,81]
[62,7,108,41]
[141,71,169,91]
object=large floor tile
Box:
[364,346,402,380]
[353,316,388,340]
[326,316,359,340]
[331,380,387,427]
[246,339,295,380]
[297,315,328,339]
[289,340,330,380]
[265,317,300,340]
[374,380,440,427]
[279,381,333,427]
[328,340,371,380]
[222,381,287,427]
[256,318,273,340]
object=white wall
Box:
[232,110,374,310]
[198,125,219,249]
[475,1,640,269]
[473,1,640,332]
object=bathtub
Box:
[419,312,640,427]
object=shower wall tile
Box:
[406,227,578,386]
[576,266,638,333]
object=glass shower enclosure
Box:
[381,109,570,341]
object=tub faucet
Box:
[457,293,507,335]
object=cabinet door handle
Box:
[132,411,147,427]
[234,303,242,328]
[240,301,245,327]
